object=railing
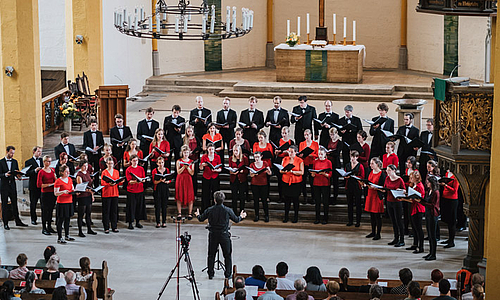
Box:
[417,0,497,15]
[42,88,69,136]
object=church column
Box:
[399,0,408,69]
[66,0,104,92]
[0,0,43,162]
[265,0,275,68]
[152,0,160,76]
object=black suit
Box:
[25,157,43,223]
[216,109,237,148]
[265,108,290,145]
[419,130,435,179]
[163,115,186,165]
[395,125,420,175]
[54,143,77,160]
[317,111,339,147]
[110,126,133,171]
[369,116,395,159]
[0,158,22,226]
[338,116,363,167]
[189,107,212,140]
[290,105,318,144]
[137,119,160,172]
[239,109,265,147]
[83,130,105,172]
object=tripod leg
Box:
[184,252,201,300]
[157,251,185,300]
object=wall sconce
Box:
[75,35,84,44]
[5,66,14,77]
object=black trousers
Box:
[346,187,362,224]
[301,165,315,201]
[29,187,42,222]
[275,166,284,201]
[313,185,330,222]
[41,192,56,230]
[56,203,71,239]
[387,201,405,242]
[231,179,247,214]
[207,231,232,278]
[88,154,101,179]
[425,211,438,257]
[1,188,20,225]
[403,201,411,234]
[202,177,220,212]
[370,213,382,235]
[126,192,144,224]
[411,212,424,251]
[77,198,92,233]
[442,198,458,244]
[251,185,269,218]
[154,189,168,224]
[331,172,339,202]
[102,197,118,231]
[192,163,199,199]
[284,196,300,221]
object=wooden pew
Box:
[20,286,86,300]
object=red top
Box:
[203,133,223,147]
[365,171,384,214]
[188,138,199,161]
[358,143,371,170]
[382,153,399,169]
[201,154,221,180]
[99,156,118,171]
[123,151,143,165]
[149,140,170,162]
[281,157,303,185]
[250,161,269,186]
[278,139,293,158]
[152,167,170,191]
[299,140,319,166]
[253,143,273,166]
[54,177,73,204]
[101,169,120,198]
[76,170,93,198]
[37,168,56,193]
[312,159,332,186]
[384,176,405,203]
[410,182,426,215]
[126,165,145,193]
[425,190,440,217]
[442,171,459,199]
[229,156,249,183]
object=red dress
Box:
[365,171,384,213]
[176,159,195,206]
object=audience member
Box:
[51,286,68,300]
[391,268,413,294]
[369,284,383,300]
[359,267,380,293]
[273,262,294,290]
[296,291,310,300]
[75,257,92,282]
[41,255,62,280]
[225,276,253,300]
[257,278,282,300]
[432,279,456,300]
[0,257,8,279]
[462,273,484,300]
[285,279,314,300]
[405,281,421,300]
[304,266,326,292]
[0,280,20,300]
[471,284,484,300]
[234,288,247,300]
[35,246,63,268]
[423,269,444,296]
[338,268,356,292]
[8,253,28,280]
[19,271,45,294]
[325,281,343,300]
[245,265,267,289]
[65,270,87,300]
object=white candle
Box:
[250,10,253,28]
[128,15,131,29]
[333,14,336,34]
[297,16,301,37]
[226,6,231,32]
[140,7,143,21]
[210,5,215,34]
[114,11,117,26]
[307,13,310,34]
[184,17,188,33]
[287,19,290,36]
[232,7,236,31]
[156,13,160,32]
[343,17,346,38]
[175,16,179,33]
[242,8,247,30]
[149,17,152,31]
[353,20,356,41]
[202,14,207,34]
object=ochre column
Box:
[485,16,500,297]
[0,0,43,163]
[152,0,160,76]
[399,0,408,69]
[66,0,103,92]
[265,0,275,68]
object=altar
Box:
[274,44,365,83]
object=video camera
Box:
[180,231,191,248]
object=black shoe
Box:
[156,224,161,228]
[264,216,269,223]
[136,223,143,228]
[346,222,353,227]
[366,233,375,238]
[78,232,86,238]
[292,218,298,223]
[42,229,51,235]
[254,216,259,222]
[31,221,37,225]
[322,220,327,225]
[65,236,75,241]
[128,224,134,229]
[57,238,66,244]
[424,236,429,240]
[388,239,398,245]
[187,215,193,220]
[208,275,214,280]
[406,246,417,251]
[282,218,288,223]
[423,254,431,259]
[457,227,466,232]
[314,220,320,224]
[413,249,424,254]
[440,239,450,245]
[395,242,405,247]
[404,230,410,235]
[48,227,56,234]
[443,243,455,248]
[4,224,10,230]
[16,221,28,227]
[162,223,167,228]
[409,233,414,238]
[425,255,436,261]
[373,234,381,240]
[87,230,97,235]
[104,230,110,234]
[355,223,360,228]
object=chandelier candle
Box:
[250,10,253,28]
[307,13,310,34]
[210,5,215,33]
[232,6,236,32]
[175,16,179,33]
[202,14,206,34]
[226,6,231,32]
[157,13,161,32]
[183,16,188,33]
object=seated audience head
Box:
[24,271,36,291]
[234,288,246,300]
[234,276,245,289]
[43,246,57,263]
[51,286,68,300]
[79,257,91,275]
[266,278,278,291]
[326,281,340,296]
[64,270,76,284]
[0,280,15,299]
[294,278,307,291]
[304,266,323,286]
[369,284,383,299]
[276,262,289,277]
[472,284,484,300]
[399,268,413,286]
[339,268,350,285]
[367,267,379,283]
[214,191,225,205]
[471,273,485,286]
[251,265,266,282]
[296,291,309,300]
[16,253,28,267]
[407,281,421,299]
[439,279,451,296]
[430,269,443,284]
[47,254,60,271]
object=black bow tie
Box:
[406,126,411,129]
[6,159,11,162]
[146,120,152,123]
[91,131,96,133]
[224,109,229,111]
[249,110,255,113]
[118,127,123,129]
[274,108,279,111]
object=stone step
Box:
[401,91,434,99]
[143,85,226,94]
[145,77,237,87]
[231,82,396,95]
[394,85,433,93]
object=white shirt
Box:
[405,125,412,136]
[424,285,440,297]
[91,131,97,148]
[117,127,124,138]
[273,109,280,123]
[62,143,70,155]
[198,109,203,118]
[146,119,153,130]
[224,109,229,121]
[249,110,255,122]
[428,132,433,144]
[34,156,41,167]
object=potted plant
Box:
[60,101,80,131]
[286,32,299,47]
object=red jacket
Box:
[441,171,459,199]
[229,156,249,183]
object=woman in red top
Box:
[123,139,143,169]
[275,126,294,203]
[364,157,386,240]
[382,142,399,169]
[125,154,147,230]
[229,145,249,214]
[402,155,417,236]
[37,155,57,235]
[229,128,251,157]
[299,129,319,203]
[253,130,274,166]
[76,160,96,237]
[280,145,304,223]
[202,123,223,155]
[99,144,118,171]
[345,150,365,227]
[327,128,343,204]
[152,157,172,228]
[200,143,221,212]
[149,128,170,171]
[440,169,460,248]
[183,125,201,196]
[311,148,332,224]
[402,170,426,253]
[101,157,121,233]
[356,130,371,173]
[422,176,440,260]
[383,164,406,247]
[250,152,272,222]
[55,152,75,178]
[53,165,74,244]
[176,145,195,219]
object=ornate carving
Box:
[44,101,51,130]
[459,92,493,150]
[438,100,453,147]
[53,97,61,127]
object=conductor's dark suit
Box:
[369,116,395,160]
[0,158,22,227]
[265,108,290,146]
[25,156,43,223]
[317,111,339,148]
[290,104,318,144]
[83,130,105,172]
[189,107,212,140]
[239,109,265,147]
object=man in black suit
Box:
[265,96,290,146]
[164,104,185,167]
[239,96,265,148]
[216,97,237,164]
[290,95,318,144]
[418,118,435,179]
[395,113,420,176]
[338,105,363,167]
[0,146,28,229]
[54,132,77,161]
[137,107,159,172]
[83,118,105,172]
[110,113,133,172]
[25,146,43,225]
[369,103,395,160]
[316,100,339,147]
[189,96,212,141]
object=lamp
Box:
[75,35,84,44]
[4,66,14,77]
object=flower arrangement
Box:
[286,32,299,47]
[59,101,80,121]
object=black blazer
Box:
[317,111,340,147]
[239,109,265,145]
[163,115,186,151]
[338,116,363,146]
[216,109,237,141]
[137,119,160,154]
[396,125,420,158]
[290,104,318,141]
[54,143,77,160]
[326,139,343,168]
[25,157,43,190]
[265,108,290,145]
[189,107,212,139]
[369,116,395,159]
[83,130,105,156]
[0,158,19,191]
[110,126,133,152]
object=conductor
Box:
[195,191,247,279]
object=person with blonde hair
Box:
[149,128,170,171]
[228,145,249,214]
[176,145,195,219]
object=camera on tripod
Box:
[180,231,191,247]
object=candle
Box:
[175,16,179,33]
[156,13,160,32]
[226,6,231,32]
[149,17,152,31]
[287,19,290,36]
[333,14,336,34]
[140,7,143,21]
[250,10,253,28]
[307,13,310,34]
[353,20,356,42]
[184,16,188,33]
[242,8,246,30]
[114,11,117,26]
[343,17,346,38]
[210,5,215,34]
[232,7,236,31]
[202,14,207,34]
[128,15,131,29]
[297,16,301,37]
